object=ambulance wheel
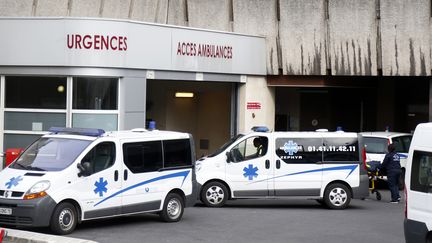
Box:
[324,183,351,209]
[160,193,184,222]
[201,182,228,207]
[50,202,77,235]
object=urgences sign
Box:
[67,34,128,51]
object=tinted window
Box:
[163,139,192,167]
[364,137,388,154]
[230,136,268,163]
[392,136,412,153]
[411,150,432,193]
[323,137,359,162]
[123,141,163,173]
[275,138,322,163]
[81,142,115,175]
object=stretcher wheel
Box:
[376,191,382,201]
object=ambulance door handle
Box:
[276,160,281,169]
[114,170,119,181]
[265,160,270,169]
[124,169,128,181]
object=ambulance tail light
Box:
[24,181,50,200]
[362,147,367,170]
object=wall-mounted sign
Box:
[247,102,261,110]
[0,18,266,75]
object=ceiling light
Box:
[175,92,194,98]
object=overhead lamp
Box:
[175,92,194,98]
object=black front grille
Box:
[0,190,24,198]
[0,215,32,225]
[11,192,23,197]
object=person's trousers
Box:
[387,171,401,201]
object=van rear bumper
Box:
[0,196,56,227]
[404,218,430,243]
[352,174,369,199]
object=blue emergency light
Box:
[251,126,269,132]
[49,127,105,137]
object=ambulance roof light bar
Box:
[251,126,270,132]
[49,127,105,137]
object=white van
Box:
[361,132,412,187]
[404,123,432,243]
[196,128,369,209]
[0,127,196,234]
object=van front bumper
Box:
[0,195,57,227]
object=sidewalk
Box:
[1,228,97,243]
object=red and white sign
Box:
[247,102,261,110]
[0,18,266,75]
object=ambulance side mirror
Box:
[77,162,92,177]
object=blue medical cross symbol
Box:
[94,177,108,197]
[5,176,23,189]
[243,164,259,181]
[283,140,299,155]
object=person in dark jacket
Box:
[379,143,402,203]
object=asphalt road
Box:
[60,187,405,243]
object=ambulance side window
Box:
[230,136,268,163]
[323,137,359,162]
[123,141,163,173]
[411,150,432,193]
[275,138,322,163]
[81,142,116,175]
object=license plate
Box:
[0,207,12,215]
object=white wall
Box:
[238,76,275,132]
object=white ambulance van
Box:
[0,127,196,234]
[404,123,432,243]
[196,127,369,209]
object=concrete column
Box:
[238,76,275,133]
[119,77,147,130]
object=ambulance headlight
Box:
[24,181,50,200]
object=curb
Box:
[1,228,97,243]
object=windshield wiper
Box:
[26,166,46,171]
[13,162,27,169]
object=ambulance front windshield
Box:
[10,137,92,172]
[208,134,244,158]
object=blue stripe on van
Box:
[94,170,190,207]
[397,153,408,159]
[250,164,358,184]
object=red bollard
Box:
[0,228,6,243]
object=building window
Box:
[4,112,66,131]
[5,76,66,109]
[73,77,117,110]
